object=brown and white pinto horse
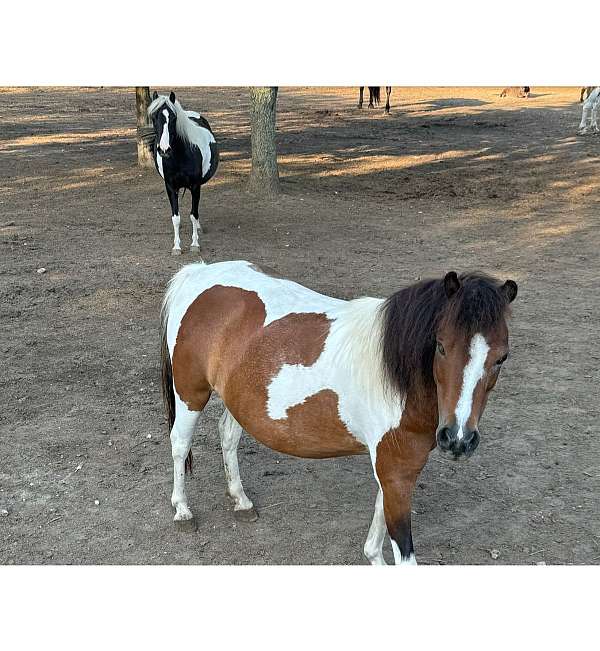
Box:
[160,260,517,564]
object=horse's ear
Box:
[500,279,518,303]
[169,91,176,103]
[444,271,460,298]
[152,91,158,100]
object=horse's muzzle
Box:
[158,146,172,159]
[436,423,480,459]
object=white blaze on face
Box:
[454,333,489,440]
[159,109,170,152]
[156,152,164,178]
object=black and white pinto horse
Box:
[578,86,600,134]
[148,91,219,255]
[358,87,392,114]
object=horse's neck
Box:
[331,296,439,435]
[330,297,399,409]
[402,386,439,435]
[172,133,194,159]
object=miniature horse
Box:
[160,261,517,564]
[578,86,600,133]
[148,91,219,255]
[358,86,392,113]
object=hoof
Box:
[234,507,259,523]
[174,516,198,533]
[171,248,182,256]
[190,245,201,255]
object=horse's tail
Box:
[160,314,175,433]
[160,273,194,475]
[369,86,381,105]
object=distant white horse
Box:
[578,87,600,134]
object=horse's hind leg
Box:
[218,408,258,522]
[363,489,387,565]
[385,86,391,114]
[170,396,201,530]
[358,86,364,109]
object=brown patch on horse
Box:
[172,285,366,458]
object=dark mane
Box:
[380,272,511,400]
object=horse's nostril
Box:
[464,429,479,446]
[437,427,453,449]
[468,430,480,452]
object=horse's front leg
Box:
[358,86,364,109]
[373,431,432,565]
[591,99,600,132]
[385,86,391,114]
[189,185,202,254]
[578,102,590,132]
[166,185,181,255]
[381,477,417,565]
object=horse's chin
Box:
[436,446,476,463]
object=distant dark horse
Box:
[148,91,219,255]
[358,87,392,114]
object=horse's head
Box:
[150,91,178,159]
[433,272,517,459]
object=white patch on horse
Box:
[190,214,201,248]
[156,152,164,178]
[159,109,170,152]
[364,489,387,565]
[218,409,254,512]
[454,333,489,439]
[171,213,181,252]
[170,393,199,521]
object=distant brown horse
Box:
[580,86,595,102]
[358,86,392,113]
[500,86,531,98]
[161,260,518,564]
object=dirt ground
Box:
[1,86,598,565]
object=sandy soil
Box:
[0,86,598,565]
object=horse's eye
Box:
[437,341,445,356]
[496,353,508,366]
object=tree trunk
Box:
[135,86,154,168]
[248,87,279,197]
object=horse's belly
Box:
[222,387,367,459]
